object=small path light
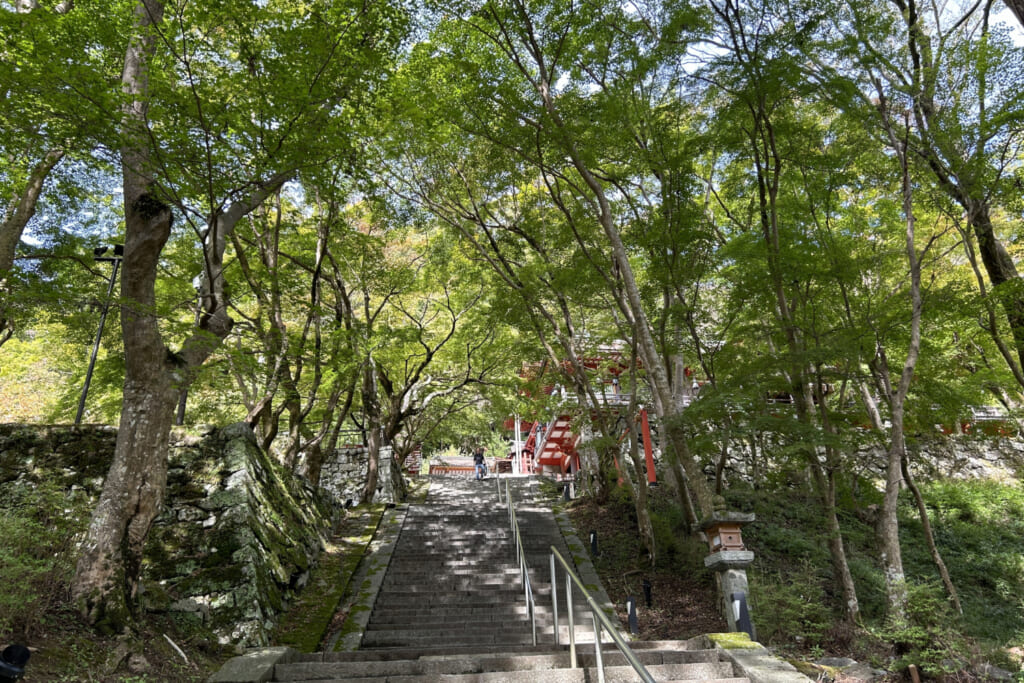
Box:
[626,597,639,635]
[589,530,598,556]
[730,591,755,641]
[75,244,123,426]
[0,643,30,682]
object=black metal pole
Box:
[175,290,202,425]
[75,258,120,426]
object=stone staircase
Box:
[251,476,753,682]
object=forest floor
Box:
[562,493,729,640]
[9,606,226,682]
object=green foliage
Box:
[899,479,1024,645]
[875,581,971,678]
[0,481,90,640]
[728,475,1024,662]
[751,561,834,647]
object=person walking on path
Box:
[473,447,487,480]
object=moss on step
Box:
[708,632,761,649]
[272,504,386,652]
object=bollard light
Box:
[589,530,598,556]
[730,592,756,641]
[626,597,639,635]
[0,643,30,683]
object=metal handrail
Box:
[503,479,538,645]
[549,546,655,683]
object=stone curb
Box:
[206,646,297,683]
[700,633,813,683]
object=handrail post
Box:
[593,613,605,683]
[550,553,560,646]
[567,571,576,667]
[550,546,655,683]
[530,587,537,646]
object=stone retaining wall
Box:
[688,432,1024,487]
[318,443,401,504]
[0,423,333,647]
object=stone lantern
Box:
[700,497,755,637]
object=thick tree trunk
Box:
[73,366,177,631]
[361,427,381,504]
[71,0,169,632]
[967,201,1024,372]
[72,0,286,630]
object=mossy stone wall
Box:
[0,422,333,647]
[319,444,401,504]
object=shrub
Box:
[876,580,972,678]
[750,560,834,648]
[0,481,90,640]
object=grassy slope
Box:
[724,477,1024,673]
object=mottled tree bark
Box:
[71,0,168,632]
[72,0,289,629]
[360,357,382,504]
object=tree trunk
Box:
[625,420,656,565]
[901,452,962,614]
[360,358,382,504]
[967,200,1024,372]
[71,0,169,632]
[0,148,64,342]
[880,425,908,623]
[875,106,924,626]
[72,363,177,632]
[818,464,861,623]
[508,5,712,519]
[72,0,288,629]
[0,149,64,274]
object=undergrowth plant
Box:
[0,481,89,641]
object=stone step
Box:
[360,630,538,648]
[367,606,563,621]
[375,579,523,591]
[370,589,527,601]
[274,652,740,681]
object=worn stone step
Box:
[360,630,538,648]
[360,618,552,634]
[310,644,560,662]
[275,651,732,681]
[367,611,534,624]
[371,590,525,603]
